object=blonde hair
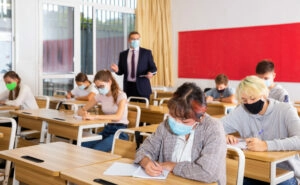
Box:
[236,75,269,103]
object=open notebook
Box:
[103,162,169,180]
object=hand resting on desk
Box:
[226,134,268,151]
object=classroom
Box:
[0,0,300,185]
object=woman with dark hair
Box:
[134,82,227,185]
[66,72,98,101]
[77,70,128,151]
[0,71,38,109]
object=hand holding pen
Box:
[245,137,267,151]
[141,157,163,177]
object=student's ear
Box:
[273,72,276,80]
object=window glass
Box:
[0,0,12,73]
[43,78,73,96]
[95,10,135,71]
[43,4,74,74]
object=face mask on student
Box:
[6,82,17,91]
[217,88,225,93]
[98,84,110,95]
[78,84,86,90]
[130,40,140,49]
[264,79,272,88]
[168,116,196,136]
[243,99,264,114]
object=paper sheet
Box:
[103,162,169,179]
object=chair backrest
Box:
[0,117,17,184]
[158,97,171,106]
[226,145,245,185]
[127,96,149,106]
[111,129,151,159]
[111,129,137,159]
[35,96,50,109]
[127,104,141,128]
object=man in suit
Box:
[111,31,157,100]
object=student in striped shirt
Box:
[256,59,289,103]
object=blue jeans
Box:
[243,177,298,185]
[81,124,128,152]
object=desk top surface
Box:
[244,150,297,162]
[0,105,19,111]
[10,109,110,126]
[207,101,237,107]
[129,102,169,114]
[0,132,3,138]
[0,142,121,176]
[60,158,217,185]
[49,96,88,105]
[130,124,159,133]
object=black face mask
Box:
[243,99,265,114]
[217,89,225,93]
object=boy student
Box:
[256,59,289,103]
[205,74,235,103]
[221,76,300,185]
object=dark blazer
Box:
[116,47,157,98]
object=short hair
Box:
[128,31,140,39]
[167,82,206,120]
[256,60,275,74]
[236,75,269,103]
[215,74,228,85]
[75,72,88,82]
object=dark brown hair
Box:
[128,31,140,39]
[75,72,89,82]
[167,82,206,120]
[256,60,275,74]
[3,71,21,100]
[215,74,229,85]
[94,70,120,103]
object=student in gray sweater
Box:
[134,82,227,185]
[221,75,300,185]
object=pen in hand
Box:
[152,160,164,177]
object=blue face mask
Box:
[78,84,86,90]
[98,86,109,95]
[130,40,140,49]
[168,116,195,136]
[264,79,272,88]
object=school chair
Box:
[111,129,151,159]
[127,96,149,106]
[158,97,170,106]
[127,104,141,128]
[226,145,245,185]
[0,117,17,185]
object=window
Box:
[0,0,13,73]
[41,0,136,96]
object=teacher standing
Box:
[111,31,157,100]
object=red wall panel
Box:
[178,23,300,82]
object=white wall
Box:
[171,0,300,102]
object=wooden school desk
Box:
[10,109,110,145]
[243,150,297,185]
[129,102,168,124]
[60,158,217,185]
[0,132,3,138]
[206,102,236,115]
[49,96,88,111]
[0,142,121,185]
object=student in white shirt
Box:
[66,72,98,101]
[0,71,38,110]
